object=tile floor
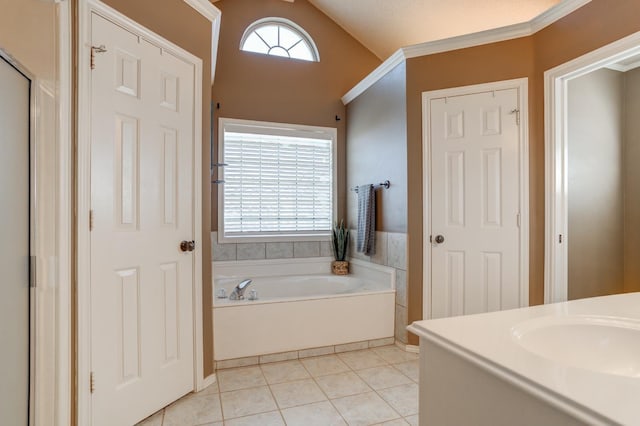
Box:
[137,345,419,426]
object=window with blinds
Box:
[219,119,336,241]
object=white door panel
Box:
[90,13,196,426]
[0,56,30,426]
[431,89,521,319]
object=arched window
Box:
[240,18,319,62]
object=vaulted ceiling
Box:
[306,0,563,59]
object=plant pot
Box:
[332,260,349,275]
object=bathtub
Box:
[213,258,396,361]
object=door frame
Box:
[422,78,530,320]
[544,30,640,304]
[77,1,204,424]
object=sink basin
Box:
[512,315,640,377]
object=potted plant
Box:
[331,221,350,275]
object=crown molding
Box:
[183,0,222,83]
[341,49,405,104]
[183,0,221,22]
[530,0,592,33]
[342,0,592,104]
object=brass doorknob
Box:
[180,240,196,252]
[434,235,445,244]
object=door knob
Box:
[180,240,196,252]
[434,235,445,244]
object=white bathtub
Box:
[213,258,396,361]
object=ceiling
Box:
[307,0,563,59]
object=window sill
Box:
[217,234,331,244]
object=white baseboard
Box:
[395,340,420,353]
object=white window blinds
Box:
[220,121,335,240]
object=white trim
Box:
[605,59,640,72]
[217,117,338,244]
[544,30,640,304]
[395,341,420,354]
[192,44,206,393]
[77,1,205,423]
[422,78,530,320]
[182,0,222,83]
[341,49,405,104]
[529,0,592,33]
[55,2,73,425]
[341,0,592,104]
[239,17,320,62]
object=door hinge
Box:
[559,234,563,244]
[90,44,107,70]
[510,108,521,125]
[90,372,95,394]
[89,210,94,231]
[29,256,36,288]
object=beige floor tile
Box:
[376,419,410,425]
[223,411,285,426]
[260,360,310,384]
[356,366,413,390]
[220,386,278,419]
[135,409,163,426]
[217,366,266,392]
[332,391,401,425]
[163,393,222,426]
[373,346,419,364]
[337,349,387,370]
[315,371,371,399]
[300,355,350,377]
[269,378,327,408]
[280,401,347,426]
[405,414,419,426]
[392,360,419,382]
[378,383,419,417]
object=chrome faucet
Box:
[229,279,252,300]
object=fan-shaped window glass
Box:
[240,18,319,62]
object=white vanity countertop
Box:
[408,293,640,426]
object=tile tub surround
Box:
[211,232,333,261]
[349,230,409,344]
[136,345,419,426]
[212,258,396,361]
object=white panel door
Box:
[0,56,30,426]
[90,13,196,426]
[430,89,521,319]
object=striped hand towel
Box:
[357,184,376,256]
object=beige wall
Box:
[624,67,640,292]
[211,0,380,230]
[398,0,640,345]
[567,68,625,299]
[346,62,407,233]
[0,0,57,82]
[101,0,215,375]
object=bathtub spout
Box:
[229,279,252,300]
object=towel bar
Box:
[351,180,390,193]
